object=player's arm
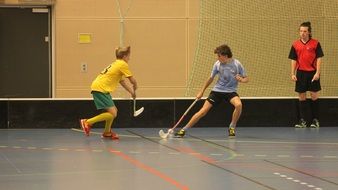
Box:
[197,77,214,99]
[120,63,137,94]
[234,63,248,83]
[127,76,138,91]
[236,75,249,83]
[119,79,136,98]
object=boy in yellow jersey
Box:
[80,46,138,140]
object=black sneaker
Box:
[310,119,320,128]
[294,119,307,128]
[174,129,185,138]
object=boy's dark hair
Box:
[214,44,232,58]
[300,21,312,38]
[116,46,131,59]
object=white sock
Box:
[229,123,236,129]
[182,126,189,131]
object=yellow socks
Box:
[87,112,114,133]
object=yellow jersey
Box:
[91,59,132,93]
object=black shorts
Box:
[206,91,239,106]
[295,70,321,93]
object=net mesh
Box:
[186,0,338,97]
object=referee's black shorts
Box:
[295,70,321,93]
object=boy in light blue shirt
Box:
[175,44,248,137]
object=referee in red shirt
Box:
[288,21,324,128]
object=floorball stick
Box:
[133,98,144,117]
[159,98,198,139]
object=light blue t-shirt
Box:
[211,59,246,93]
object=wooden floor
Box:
[1,127,338,190]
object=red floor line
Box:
[177,147,217,163]
[108,148,190,190]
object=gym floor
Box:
[1,127,338,190]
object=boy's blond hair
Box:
[115,46,131,59]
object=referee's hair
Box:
[300,21,312,38]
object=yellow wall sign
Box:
[78,33,92,44]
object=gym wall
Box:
[54,0,199,98]
[53,0,338,98]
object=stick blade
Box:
[159,129,169,139]
[133,107,144,117]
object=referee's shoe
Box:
[310,119,320,128]
[295,119,307,128]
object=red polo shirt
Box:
[288,38,324,71]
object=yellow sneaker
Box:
[174,129,185,138]
[228,127,235,137]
